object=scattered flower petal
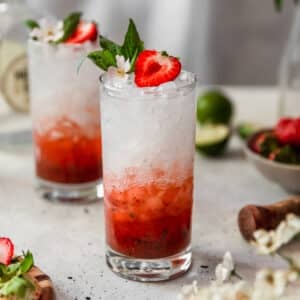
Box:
[215,251,235,284]
[179,281,251,300]
[252,269,298,300]
[252,214,300,255]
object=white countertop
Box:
[0,86,297,300]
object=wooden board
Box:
[27,266,55,300]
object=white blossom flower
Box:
[30,19,64,43]
[252,269,298,300]
[252,214,300,255]
[215,251,235,284]
[179,280,251,300]
[107,55,131,80]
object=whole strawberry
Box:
[275,118,300,147]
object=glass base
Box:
[106,245,192,282]
[36,178,103,204]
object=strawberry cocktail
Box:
[88,19,196,281]
[27,13,102,202]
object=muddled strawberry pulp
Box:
[105,168,193,259]
[34,116,102,184]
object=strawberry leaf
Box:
[56,12,81,43]
[87,50,117,71]
[122,19,144,67]
[100,36,122,56]
[24,19,39,30]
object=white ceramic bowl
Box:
[244,131,300,193]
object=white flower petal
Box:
[56,21,64,31]
[123,59,131,73]
[215,264,231,285]
[252,214,300,255]
[223,252,234,272]
[116,55,126,69]
[179,281,251,300]
[53,30,64,41]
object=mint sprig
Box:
[88,18,144,72]
[0,251,35,297]
[55,12,81,43]
[24,19,39,30]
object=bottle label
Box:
[0,40,29,112]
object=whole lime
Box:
[197,90,233,125]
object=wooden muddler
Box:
[238,197,300,241]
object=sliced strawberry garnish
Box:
[134,50,181,87]
[65,21,98,44]
[0,237,14,265]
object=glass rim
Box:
[27,38,97,50]
[99,71,197,100]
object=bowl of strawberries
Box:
[244,118,300,193]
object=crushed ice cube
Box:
[157,81,176,91]
[179,71,188,81]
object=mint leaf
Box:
[0,276,34,297]
[121,19,144,69]
[87,50,116,71]
[24,19,39,30]
[56,12,81,43]
[6,262,21,277]
[0,262,21,283]
[129,47,140,72]
[0,265,7,279]
[100,36,122,56]
[18,252,33,275]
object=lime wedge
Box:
[195,124,230,156]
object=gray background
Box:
[26,0,296,85]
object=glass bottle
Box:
[0,0,35,152]
[0,0,34,113]
[279,7,300,118]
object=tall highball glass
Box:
[100,72,196,281]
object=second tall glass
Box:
[28,39,102,202]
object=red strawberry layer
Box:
[135,50,181,87]
[65,21,98,44]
